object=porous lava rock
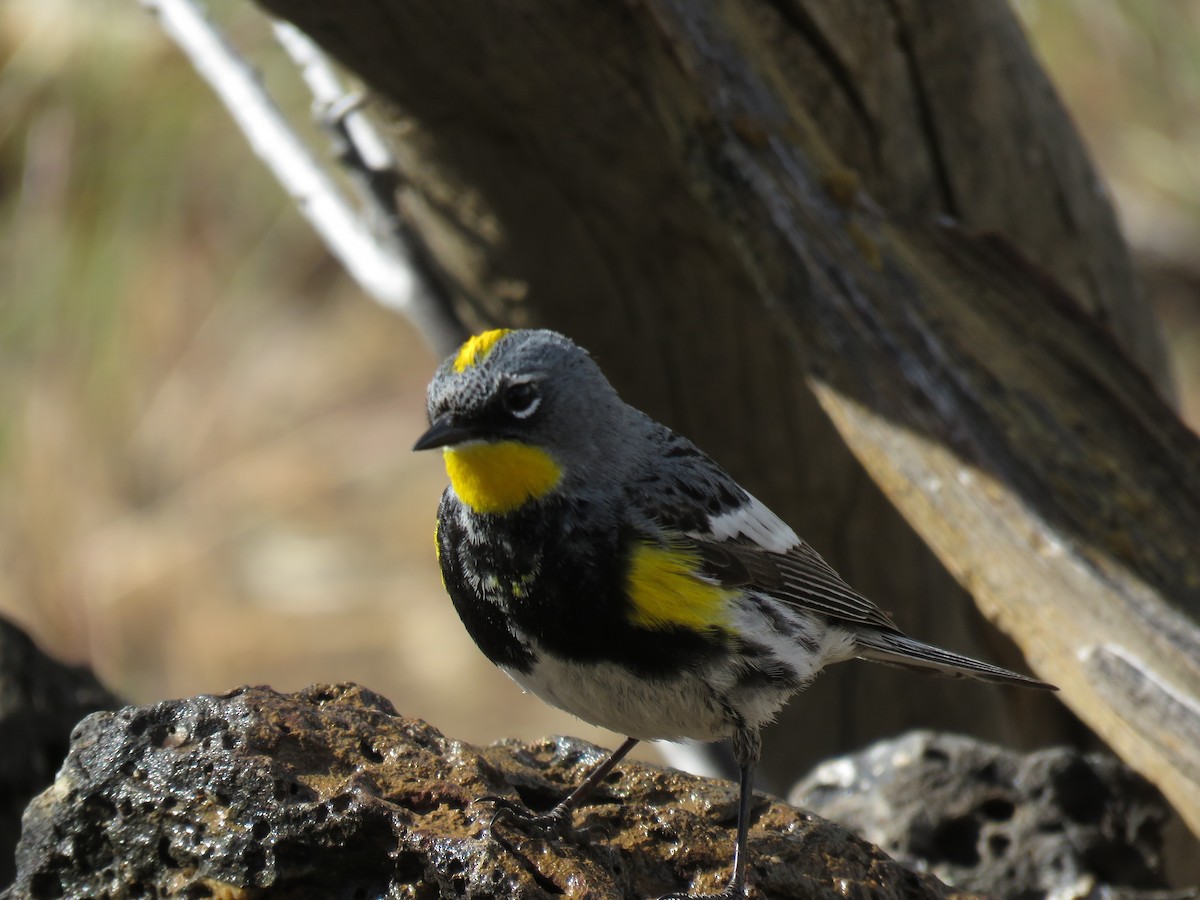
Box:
[5,684,976,899]
[790,731,1176,899]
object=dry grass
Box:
[0,0,1196,755]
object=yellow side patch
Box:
[434,519,447,588]
[444,441,562,514]
[626,541,733,632]
[453,328,512,373]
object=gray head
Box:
[413,329,633,493]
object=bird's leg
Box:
[720,733,758,899]
[484,736,639,842]
[660,726,760,900]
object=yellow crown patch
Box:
[453,329,513,373]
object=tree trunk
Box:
[256,0,1200,836]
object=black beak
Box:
[413,414,478,451]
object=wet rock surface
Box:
[790,731,1181,899]
[4,684,976,899]
[0,618,120,887]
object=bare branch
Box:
[141,0,464,354]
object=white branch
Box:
[142,0,463,353]
[271,21,394,175]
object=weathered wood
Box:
[256,0,1200,834]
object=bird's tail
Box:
[854,630,1057,691]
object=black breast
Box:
[434,491,728,677]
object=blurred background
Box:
[0,0,1197,755]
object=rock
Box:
[789,731,1180,899]
[0,618,120,887]
[5,684,976,899]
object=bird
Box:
[413,327,1056,899]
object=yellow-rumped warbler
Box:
[414,328,1055,899]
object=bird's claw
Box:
[479,794,575,842]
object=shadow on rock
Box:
[0,618,120,888]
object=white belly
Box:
[497,597,859,742]
[502,655,735,742]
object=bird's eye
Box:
[502,380,541,419]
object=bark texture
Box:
[255,0,1200,837]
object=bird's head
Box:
[414,329,626,514]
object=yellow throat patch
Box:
[626,541,733,632]
[453,329,512,373]
[444,441,562,514]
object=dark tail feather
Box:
[854,631,1057,691]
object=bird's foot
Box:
[479,794,577,843]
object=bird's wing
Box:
[692,530,901,631]
[623,431,899,633]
